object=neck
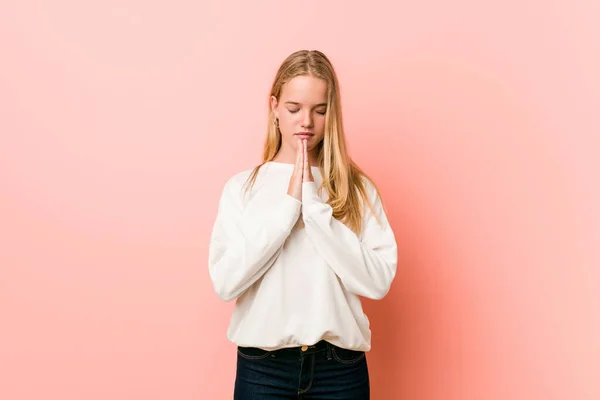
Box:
[272,144,319,166]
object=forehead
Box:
[280,75,327,104]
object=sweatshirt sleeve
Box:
[301,180,398,300]
[208,178,301,302]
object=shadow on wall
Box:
[359,146,467,400]
[361,175,422,400]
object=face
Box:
[271,75,328,154]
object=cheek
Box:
[279,114,293,129]
[315,118,326,141]
[280,115,301,135]
[278,117,295,141]
[318,116,326,127]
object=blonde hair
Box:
[244,50,382,234]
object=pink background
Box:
[1,1,599,399]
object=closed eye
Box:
[287,108,327,115]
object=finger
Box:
[303,140,310,180]
[294,138,303,175]
[303,139,307,164]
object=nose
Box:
[301,110,313,129]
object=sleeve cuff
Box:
[276,193,303,231]
[301,181,322,204]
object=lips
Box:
[295,132,314,137]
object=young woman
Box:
[208,50,398,399]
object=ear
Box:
[270,95,279,119]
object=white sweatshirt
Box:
[208,161,398,351]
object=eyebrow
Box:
[284,101,328,108]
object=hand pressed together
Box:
[287,139,314,201]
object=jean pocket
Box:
[237,346,273,360]
[331,346,366,364]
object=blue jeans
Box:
[234,340,370,399]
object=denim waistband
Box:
[238,340,366,362]
[278,340,331,354]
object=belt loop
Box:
[326,342,332,360]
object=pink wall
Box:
[1,1,598,399]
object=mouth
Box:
[294,132,314,139]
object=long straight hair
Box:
[244,50,381,234]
